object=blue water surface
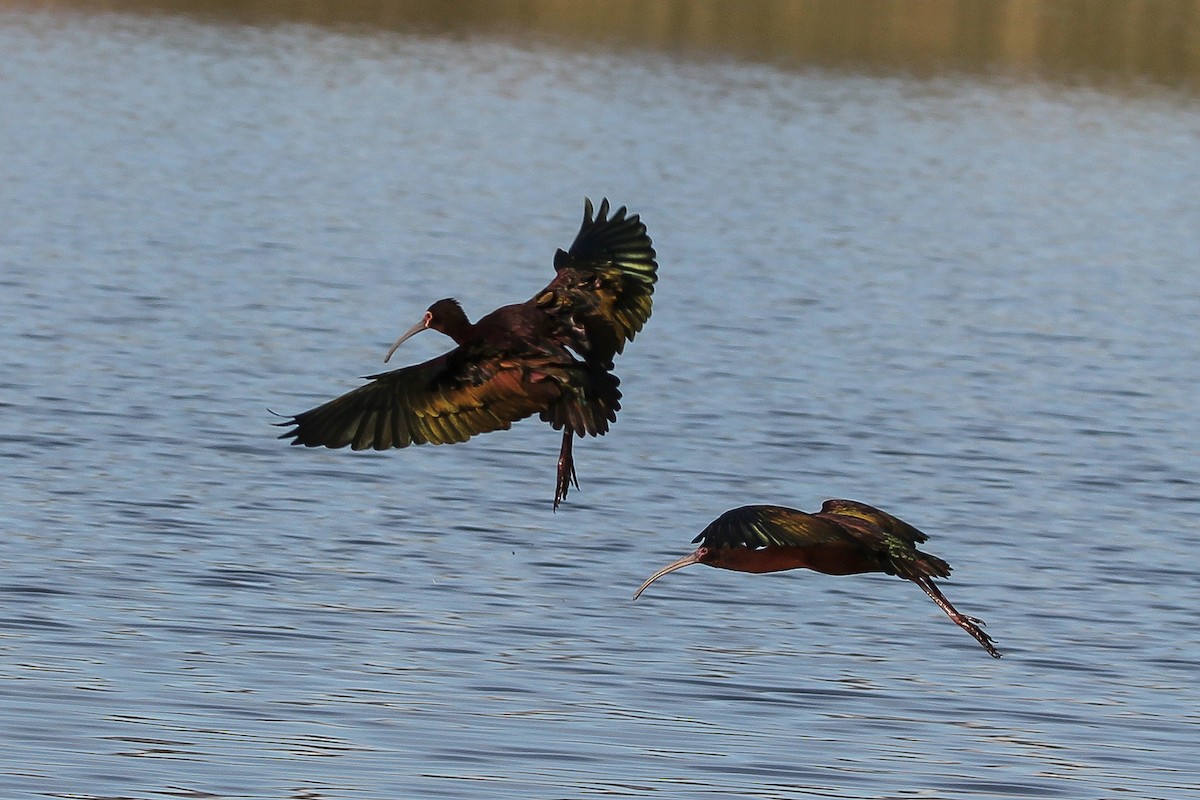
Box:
[1,8,1198,799]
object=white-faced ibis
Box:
[634,499,1002,658]
[276,198,657,509]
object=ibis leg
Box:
[914,577,1002,658]
[553,429,579,511]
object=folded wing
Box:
[818,500,951,580]
[693,505,856,549]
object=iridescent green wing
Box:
[819,499,930,544]
[819,499,950,579]
[692,505,856,549]
[538,197,658,368]
[276,350,558,450]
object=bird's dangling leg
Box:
[553,429,579,511]
[914,577,1002,658]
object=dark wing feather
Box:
[538,197,658,368]
[276,352,560,451]
[538,364,622,438]
[694,502,952,581]
[818,499,951,580]
[818,499,930,544]
[692,505,857,549]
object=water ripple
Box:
[1,8,1198,800]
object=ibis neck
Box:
[442,319,475,346]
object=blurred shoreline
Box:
[8,0,1200,92]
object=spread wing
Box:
[537,197,658,369]
[693,505,858,549]
[276,351,560,450]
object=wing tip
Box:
[567,196,658,279]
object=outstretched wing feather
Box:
[540,197,658,367]
[276,353,557,451]
[566,197,658,285]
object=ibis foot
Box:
[553,429,580,511]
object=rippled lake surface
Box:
[3,8,1199,799]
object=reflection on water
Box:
[18,0,1200,92]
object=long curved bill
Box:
[383,318,429,363]
[632,550,703,600]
